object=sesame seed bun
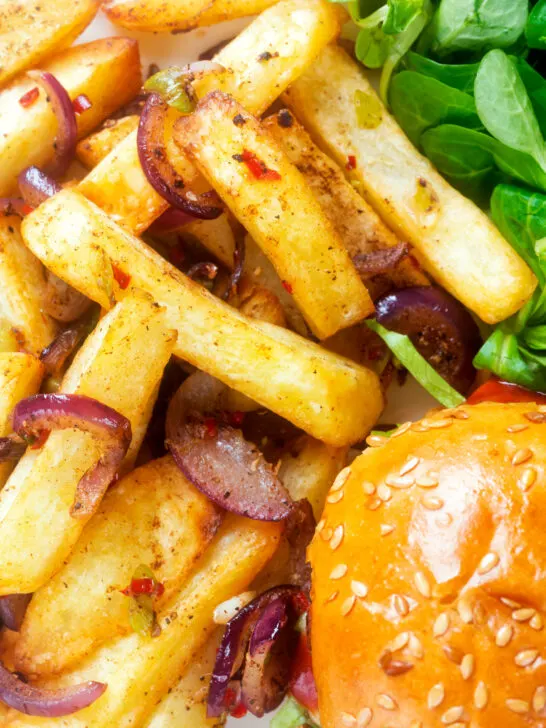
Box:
[309,402,546,728]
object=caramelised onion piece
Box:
[0,436,26,462]
[27,71,77,178]
[0,594,32,632]
[166,378,292,521]
[187,261,219,281]
[224,236,245,300]
[284,499,316,592]
[0,662,106,717]
[12,394,132,518]
[150,207,194,233]
[208,586,305,719]
[0,198,29,218]
[43,271,91,323]
[138,93,222,220]
[375,286,482,393]
[353,242,410,278]
[40,316,91,376]
[241,598,295,717]
[18,166,61,208]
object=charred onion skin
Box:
[207,586,305,719]
[138,92,222,220]
[0,662,106,717]
[0,594,32,632]
[375,286,482,393]
[10,394,132,518]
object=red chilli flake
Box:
[122,578,165,598]
[73,94,92,115]
[282,280,293,294]
[19,87,40,108]
[112,264,131,290]
[226,411,245,427]
[346,155,357,170]
[241,149,281,181]
[204,417,218,438]
[30,430,50,450]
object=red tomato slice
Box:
[467,379,546,406]
[289,633,318,714]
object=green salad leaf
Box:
[366,320,465,408]
[430,0,528,55]
[144,68,196,114]
[271,697,318,728]
[404,52,479,93]
[475,184,546,392]
[475,50,546,168]
[526,0,546,50]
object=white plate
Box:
[80,12,434,726]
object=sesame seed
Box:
[357,707,373,727]
[422,496,444,511]
[525,411,546,423]
[506,699,530,714]
[366,434,388,447]
[341,712,357,727]
[443,645,464,664]
[538,405,546,413]
[452,409,469,419]
[427,418,453,430]
[474,682,488,710]
[341,595,356,616]
[457,599,473,624]
[477,551,499,575]
[519,467,537,492]
[400,456,420,476]
[460,654,474,680]
[427,683,445,709]
[321,527,333,542]
[391,422,411,438]
[496,624,513,647]
[386,474,415,489]
[394,594,410,617]
[513,607,536,622]
[408,633,424,659]
[330,525,344,550]
[449,724,465,728]
[376,694,397,711]
[515,649,539,667]
[382,659,414,676]
[362,481,376,495]
[325,591,339,603]
[331,467,351,492]
[441,706,464,724]
[381,524,395,536]
[416,474,439,488]
[368,497,382,511]
[351,580,369,599]
[507,423,529,433]
[415,571,432,598]
[533,686,546,713]
[316,519,326,533]
[377,484,392,502]
[501,597,521,609]
[389,632,410,652]
[433,613,450,637]
[327,490,344,504]
[531,613,544,630]
[330,564,348,580]
[436,513,453,528]
[512,448,533,466]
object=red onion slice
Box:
[43,271,91,323]
[138,92,222,220]
[207,586,304,719]
[150,207,194,233]
[375,286,482,393]
[18,166,61,208]
[353,243,410,277]
[0,594,32,632]
[12,394,132,518]
[0,662,106,717]
[187,262,218,281]
[0,198,29,218]
[27,71,77,179]
[224,236,245,300]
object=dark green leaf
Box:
[390,71,482,147]
[475,50,546,166]
[474,328,546,391]
[366,320,465,407]
[383,0,425,34]
[523,324,546,349]
[431,0,528,55]
[404,52,479,93]
[526,0,546,49]
[513,58,546,138]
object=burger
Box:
[301,399,546,728]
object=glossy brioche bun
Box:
[309,402,546,728]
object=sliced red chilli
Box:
[11,394,132,518]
